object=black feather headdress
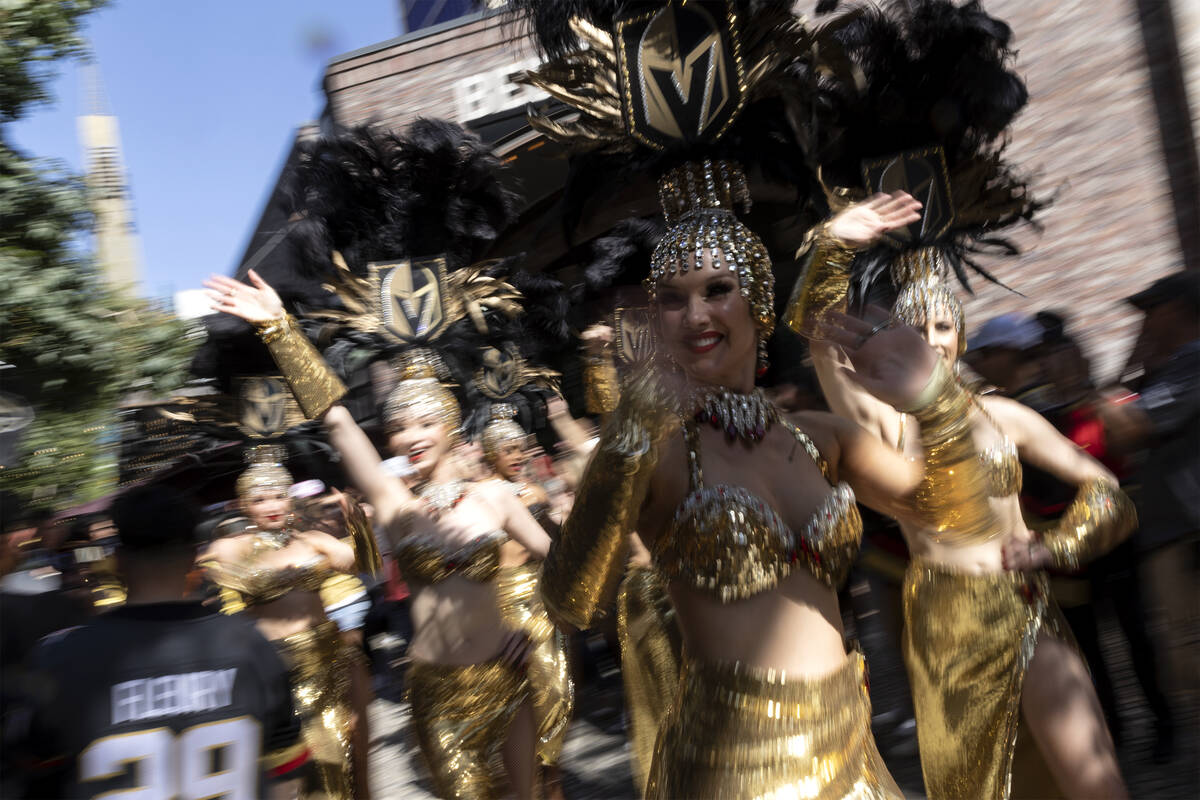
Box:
[815,0,1045,301]
[282,120,560,442]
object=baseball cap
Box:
[968,312,1043,352]
[1127,271,1200,315]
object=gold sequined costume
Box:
[275,620,357,799]
[494,563,574,767]
[648,651,901,800]
[616,565,682,796]
[902,560,1072,800]
[406,659,529,800]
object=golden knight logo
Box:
[615,0,745,149]
[862,146,955,246]
[376,257,448,343]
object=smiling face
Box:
[387,411,453,480]
[241,489,290,531]
[914,308,961,367]
[656,249,758,390]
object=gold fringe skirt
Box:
[406,659,529,800]
[494,563,574,766]
[274,620,356,800]
[902,559,1070,800]
[617,565,683,797]
[645,650,902,799]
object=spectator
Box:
[10,484,309,799]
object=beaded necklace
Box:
[688,386,779,442]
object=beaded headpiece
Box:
[480,403,527,461]
[236,444,293,499]
[382,355,462,433]
[648,160,775,337]
[890,248,966,355]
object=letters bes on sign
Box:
[374,257,449,344]
[615,0,747,150]
[861,146,956,247]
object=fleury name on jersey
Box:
[111,668,238,725]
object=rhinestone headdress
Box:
[648,159,775,337]
[480,403,527,461]
[382,354,462,433]
[236,444,293,499]
[890,248,966,355]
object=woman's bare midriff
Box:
[406,576,509,665]
[901,491,1032,573]
[250,591,332,641]
[670,570,849,677]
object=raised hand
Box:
[205,269,284,324]
[826,191,922,249]
[821,305,938,409]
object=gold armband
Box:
[584,347,621,415]
[782,227,856,338]
[1042,479,1137,570]
[542,364,679,628]
[252,314,347,419]
[906,361,998,542]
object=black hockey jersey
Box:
[16,601,308,799]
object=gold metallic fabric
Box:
[646,651,902,799]
[980,439,1022,497]
[617,565,682,797]
[902,559,1071,800]
[406,659,529,800]
[342,492,383,575]
[543,364,680,628]
[782,230,855,338]
[495,563,574,766]
[657,419,862,601]
[274,620,356,799]
[393,530,505,585]
[584,350,621,415]
[1041,478,1136,570]
[904,363,999,544]
[254,314,347,420]
[207,556,330,606]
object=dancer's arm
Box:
[994,399,1136,570]
[474,481,552,559]
[819,311,998,538]
[782,193,921,442]
[206,271,415,526]
[540,363,678,628]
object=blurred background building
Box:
[238,0,1199,382]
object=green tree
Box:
[1,0,197,510]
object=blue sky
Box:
[12,0,400,300]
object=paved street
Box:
[366,611,1197,799]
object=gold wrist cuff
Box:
[1043,479,1137,570]
[253,314,347,419]
[584,350,621,415]
[782,229,855,338]
[543,366,678,628]
[908,366,998,543]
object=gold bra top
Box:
[899,405,1022,498]
[655,419,863,602]
[216,555,332,607]
[393,530,506,584]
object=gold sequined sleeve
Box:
[903,361,998,541]
[541,364,678,629]
[584,346,621,415]
[253,314,347,420]
[1041,478,1137,570]
[782,228,856,338]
